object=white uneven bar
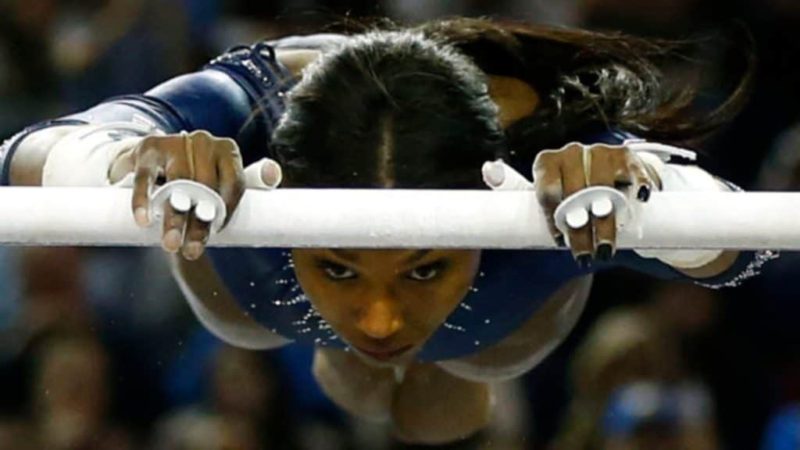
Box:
[0,187,799,249]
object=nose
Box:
[356,300,403,340]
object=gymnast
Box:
[0,18,772,443]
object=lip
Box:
[355,344,413,361]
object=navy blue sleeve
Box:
[581,130,779,287]
[1,41,295,185]
[65,42,294,165]
[605,250,779,288]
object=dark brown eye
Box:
[408,262,444,281]
[318,260,357,280]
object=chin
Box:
[351,344,420,368]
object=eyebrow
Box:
[403,250,431,265]
[329,249,360,262]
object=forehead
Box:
[325,249,432,264]
[296,248,479,264]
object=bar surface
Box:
[1,187,799,250]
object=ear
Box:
[487,76,540,129]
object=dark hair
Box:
[271,29,506,189]
[271,18,752,189]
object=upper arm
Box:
[1,41,297,185]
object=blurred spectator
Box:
[385,0,578,25]
[751,121,800,450]
[13,248,92,346]
[601,381,717,450]
[0,418,36,450]
[761,405,800,450]
[0,248,22,361]
[49,0,192,109]
[31,330,133,450]
[552,305,682,450]
[0,248,92,419]
[0,0,61,135]
[552,282,722,450]
[578,0,702,35]
[152,344,298,450]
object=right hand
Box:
[110,130,245,260]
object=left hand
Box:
[532,142,658,267]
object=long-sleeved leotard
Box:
[0,34,774,361]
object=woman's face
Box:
[292,249,481,365]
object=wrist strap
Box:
[630,141,725,268]
[42,122,157,186]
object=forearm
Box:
[6,126,79,186]
[1,73,258,187]
[2,119,156,187]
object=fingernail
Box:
[134,207,149,227]
[575,254,592,270]
[637,186,651,202]
[183,242,204,261]
[162,229,182,253]
[596,243,614,261]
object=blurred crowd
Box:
[1,0,800,449]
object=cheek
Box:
[404,261,479,327]
[292,262,354,328]
[443,253,481,300]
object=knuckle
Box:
[186,228,209,243]
[137,135,181,161]
[217,137,239,151]
[165,212,184,229]
[561,142,584,153]
[535,182,562,203]
[533,149,560,166]
[138,135,160,149]
[140,134,176,149]
[188,130,213,143]
[533,170,557,188]
[217,140,242,160]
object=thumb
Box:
[244,158,283,190]
[481,159,533,191]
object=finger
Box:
[588,147,622,260]
[131,147,163,227]
[181,140,218,260]
[627,155,656,202]
[534,165,565,246]
[566,222,594,267]
[161,139,192,253]
[217,147,245,226]
[559,146,593,263]
[593,212,616,261]
[161,204,186,254]
[183,212,212,260]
